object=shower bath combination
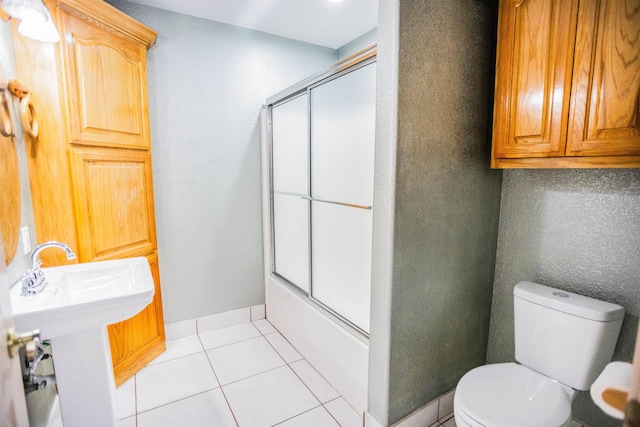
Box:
[260,45,376,414]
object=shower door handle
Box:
[301,195,372,210]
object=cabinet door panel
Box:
[492,0,578,159]
[109,253,165,386]
[567,0,640,156]
[69,148,157,261]
[64,15,150,149]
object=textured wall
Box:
[367,0,399,424]
[487,169,640,427]
[371,0,502,424]
[107,0,336,323]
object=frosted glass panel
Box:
[273,194,309,292]
[311,202,372,333]
[310,63,376,205]
[272,94,308,195]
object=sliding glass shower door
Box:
[272,94,310,293]
[271,60,376,334]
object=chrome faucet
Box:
[30,241,76,269]
[20,241,76,296]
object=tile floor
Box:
[115,319,365,427]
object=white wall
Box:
[107,0,337,323]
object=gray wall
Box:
[487,169,640,427]
[337,28,377,60]
[370,0,502,424]
[107,0,337,323]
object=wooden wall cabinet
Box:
[492,0,640,168]
[12,0,164,386]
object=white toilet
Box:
[454,281,624,427]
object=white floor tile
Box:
[276,406,339,427]
[253,319,277,335]
[206,336,285,385]
[442,417,456,427]
[115,376,136,420]
[116,416,136,427]
[265,332,303,363]
[136,352,219,412]
[137,389,236,427]
[148,335,204,365]
[290,360,339,403]
[199,323,261,350]
[395,400,438,427]
[438,390,455,420]
[223,365,320,427]
[324,398,362,427]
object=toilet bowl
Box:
[454,363,572,427]
[453,281,624,427]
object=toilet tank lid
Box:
[514,282,624,322]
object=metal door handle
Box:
[7,326,40,360]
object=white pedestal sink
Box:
[10,257,155,427]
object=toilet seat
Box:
[454,363,572,427]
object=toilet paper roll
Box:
[590,361,633,419]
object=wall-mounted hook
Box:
[0,86,13,137]
[8,79,38,138]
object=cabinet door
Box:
[68,147,157,261]
[492,0,579,160]
[62,14,151,149]
[567,0,640,156]
[108,253,165,386]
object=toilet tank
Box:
[513,281,624,391]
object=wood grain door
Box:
[68,147,156,261]
[62,13,151,149]
[492,0,579,160]
[108,253,165,385]
[69,146,164,384]
[566,0,640,157]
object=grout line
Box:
[135,387,221,417]
[218,364,286,387]
[199,333,240,427]
[322,397,343,426]
[270,404,324,426]
[134,375,138,426]
[286,363,323,405]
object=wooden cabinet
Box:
[12,0,164,386]
[492,0,640,168]
[68,148,157,261]
[62,12,151,149]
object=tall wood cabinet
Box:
[491,0,640,168]
[12,0,164,385]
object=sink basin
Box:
[10,257,154,339]
[9,257,155,427]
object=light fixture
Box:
[1,0,60,43]
[17,12,59,42]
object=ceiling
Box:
[125,0,378,49]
